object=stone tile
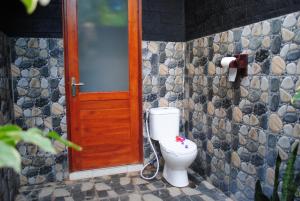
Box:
[65,197,75,201]
[200,181,215,190]
[143,194,163,201]
[181,187,201,196]
[112,185,127,195]
[18,172,232,201]
[38,187,54,198]
[98,190,109,198]
[137,184,150,192]
[81,182,94,191]
[15,194,28,201]
[95,183,111,191]
[107,190,118,198]
[53,188,70,197]
[132,177,149,185]
[189,195,205,201]
[128,193,142,201]
[168,187,182,197]
[199,195,215,201]
[120,177,131,185]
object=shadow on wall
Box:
[0,32,19,201]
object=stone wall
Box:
[141,41,186,160]
[10,11,300,201]
[0,32,19,201]
[185,0,300,40]
[185,12,300,200]
[11,38,68,186]
[11,39,186,185]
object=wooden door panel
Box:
[81,154,133,169]
[79,92,129,101]
[79,108,130,119]
[63,0,142,172]
[81,119,130,128]
[80,145,133,169]
[82,134,131,145]
[80,100,129,110]
[80,124,130,134]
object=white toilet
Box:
[149,107,197,187]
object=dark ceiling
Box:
[0,0,300,41]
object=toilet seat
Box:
[160,139,197,156]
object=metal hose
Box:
[140,110,160,180]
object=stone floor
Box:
[16,171,233,201]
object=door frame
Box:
[62,0,143,173]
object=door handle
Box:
[71,77,85,96]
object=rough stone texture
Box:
[11,38,68,186]
[11,39,186,186]
[142,41,186,163]
[17,172,232,201]
[186,12,300,201]
[10,11,300,201]
[0,32,19,201]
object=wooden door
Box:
[63,0,142,172]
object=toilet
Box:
[149,107,197,187]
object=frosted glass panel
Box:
[78,0,128,92]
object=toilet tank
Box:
[149,107,180,141]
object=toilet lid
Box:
[160,139,197,155]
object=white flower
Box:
[39,0,51,6]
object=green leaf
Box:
[20,0,38,14]
[0,124,22,132]
[0,125,23,146]
[47,131,82,151]
[20,128,56,154]
[0,141,21,173]
[271,193,280,201]
[271,153,282,201]
[255,180,271,201]
[291,91,300,105]
[282,143,299,201]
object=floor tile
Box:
[17,171,232,201]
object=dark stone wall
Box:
[2,0,300,41]
[142,0,185,42]
[185,12,300,200]
[0,32,19,201]
[185,0,300,40]
[11,38,68,186]
[0,0,186,42]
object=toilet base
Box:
[163,164,189,187]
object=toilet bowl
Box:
[160,139,197,187]
[149,107,197,187]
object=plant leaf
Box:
[20,0,38,14]
[47,131,82,151]
[282,142,299,201]
[0,124,22,132]
[0,125,23,146]
[291,91,300,105]
[271,153,282,201]
[255,180,271,201]
[0,141,21,173]
[271,193,280,201]
[20,128,56,154]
